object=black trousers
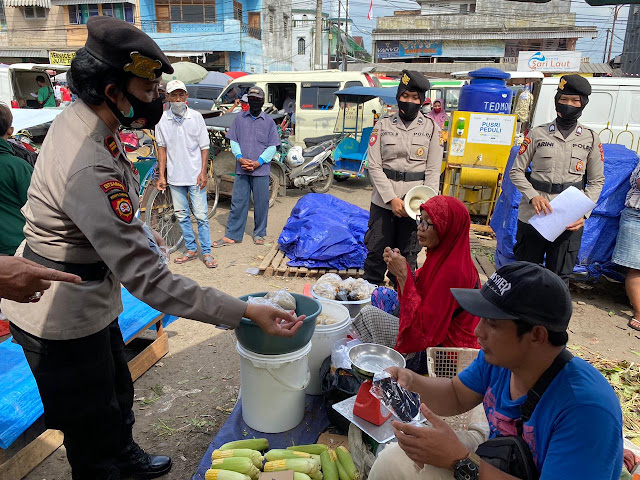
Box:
[10,320,135,480]
[514,220,583,285]
[363,202,420,286]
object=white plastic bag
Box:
[264,289,296,310]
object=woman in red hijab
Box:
[353,196,479,370]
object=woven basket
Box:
[426,347,480,431]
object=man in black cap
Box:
[368,262,623,480]
[2,16,304,480]
[363,70,443,286]
[510,74,605,285]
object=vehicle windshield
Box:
[217,83,255,104]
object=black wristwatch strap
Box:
[454,452,481,480]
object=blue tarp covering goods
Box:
[278,193,369,270]
[490,144,640,281]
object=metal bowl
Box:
[348,343,405,381]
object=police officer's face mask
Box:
[555,93,587,124]
[398,101,421,121]
[107,89,165,129]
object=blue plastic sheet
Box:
[278,193,370,270]
[491,144,640,280]
[0,338,44,449]
[0,288,178,448]
[192,395,330,480]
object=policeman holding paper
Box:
[510,74,605,284]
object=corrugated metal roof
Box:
[6,0,51,7]
[348,61,612,76]
[51,0,134,4]
[373,28,597,41]
[0,49,48,58]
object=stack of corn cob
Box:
[204,441,359,480]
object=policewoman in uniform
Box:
[510,74,605,284]
[363,70,443,286]
[1,17,303,480]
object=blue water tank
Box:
[458,68,513,114]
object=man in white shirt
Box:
[155,80,216,268]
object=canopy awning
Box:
[51,0,135,5]
[0,49,48,58]
[6,0,51,7]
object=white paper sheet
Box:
[529,186,596,242]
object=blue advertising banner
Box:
[376,40,443,59]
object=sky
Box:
[319,0,630,61]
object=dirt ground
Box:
[24,178,640,479]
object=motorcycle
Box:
[270,118,340,196]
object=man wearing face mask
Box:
[1,16,304,480]
[510,74,605,284]
[364,70,443,287]
[214,86,280,247]
[155,80,216,268]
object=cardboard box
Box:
[258,471,294,480]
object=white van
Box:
[214,70,384,145]
[530,77,640,149]
[0,64,67,109]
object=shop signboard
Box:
[376,41,442,59]
[48,51,76,66]
[517,50,582,72]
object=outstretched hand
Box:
[244,303,305,337]
[0,256,82,303]
[392,404,469,470]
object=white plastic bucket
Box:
[306,300,352,395]
[237,341,312,433]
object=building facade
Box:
[372,0,596,65]
[621,4,640,75]
[0,0,292,72]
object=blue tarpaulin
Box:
[490,144,640,280]
[278,194,370,270]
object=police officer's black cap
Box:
[451,261,572,332]
[85,16,173,80]
[396,70,430,103]
[557,74,591,97]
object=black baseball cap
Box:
[451,261,572,332]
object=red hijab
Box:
[395,196,480,353]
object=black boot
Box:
[116,441,172,479]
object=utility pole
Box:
[344,0,349,70]
[337,0,343,70]
[603,28,610,63]
[327,20,332,69]
[608,5,622,63]
[314,0,323,70]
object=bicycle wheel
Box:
[144,185,184,253]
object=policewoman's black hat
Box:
[396,70,430,103]
[451,261,573,332]
[85,16,173,80]
[557,74,591,97]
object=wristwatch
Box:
[453,452,481,480]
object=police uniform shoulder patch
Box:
[105,136,119,158]
[599,143,604,162]
[369,130,378,146]
[108,191,134,223]
[123,52,162,81]
[518,136,531,155]
[100,179,126,193]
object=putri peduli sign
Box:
[517,51,582,73]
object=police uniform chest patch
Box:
[108,191,134,223]
[576,126,583,136]
[549,124,555,133]
[105,136,119,158]
[416,147,425,157]
[575,160,584,171]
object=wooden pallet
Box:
[259,244,364,278]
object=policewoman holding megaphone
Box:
[363,70,443,287]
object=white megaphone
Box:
[404,185,438,220]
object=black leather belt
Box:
[525,172,584,195]
[383,168,425,182]
[23,244,110,282]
